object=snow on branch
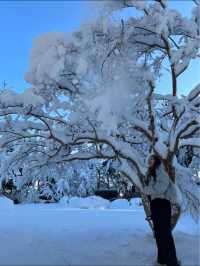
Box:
[129,118,152,140]
[188,84,200,102]
[93,0,148,16]
[179,138,200,149]
[0,89,44,107]
[171,122,195,152]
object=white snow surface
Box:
[0,197,199,266]
[60,195,110,209]
[0,196,14,209]
[59,196,144,210]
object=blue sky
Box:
[0,0,199,96]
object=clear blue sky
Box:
[0,0,199,96]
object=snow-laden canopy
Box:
[0,0,200,221]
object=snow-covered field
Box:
[0,196,199,266]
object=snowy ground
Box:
[0,197,199,266]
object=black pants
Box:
[150,198,178,266]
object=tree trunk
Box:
[171,203,181,230]
[141,193,154,232]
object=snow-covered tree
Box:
[0,0,199,224]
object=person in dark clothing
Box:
[150,197,179,266]
[142,154,181,266]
